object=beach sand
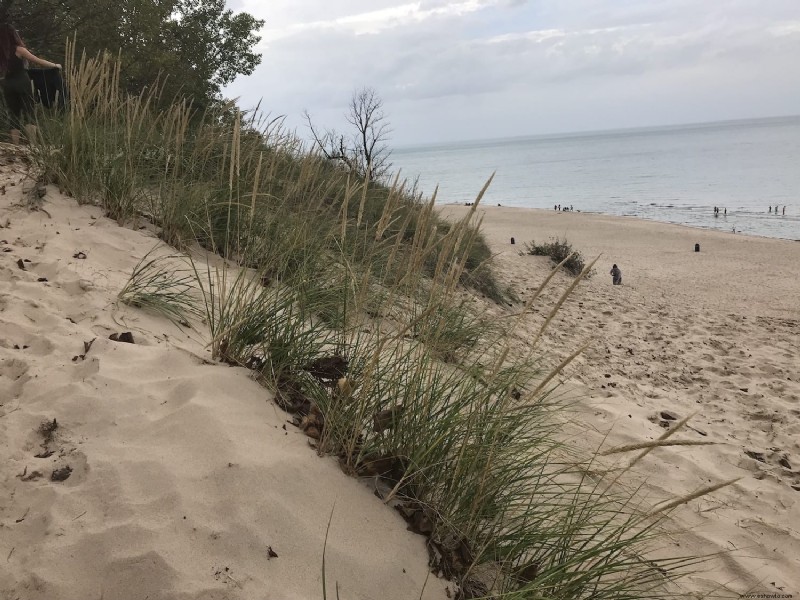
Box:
[0,159,450,599]
[2,140,798,600]
[441,204,800,598]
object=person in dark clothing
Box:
[0,24,61,144]
[27,67,66,109]
[610,264,622,285]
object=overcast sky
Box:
[224,0,800,146]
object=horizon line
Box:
[394,113,800,152]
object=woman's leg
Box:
[2,71,35,145]
[2,75,31,145]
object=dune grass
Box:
[117,247,200,326]
[26,47,734,600]
[523,237,589,277]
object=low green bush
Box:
[524,237,588,277]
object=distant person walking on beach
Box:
[610,264,622,285]
[783,206,786,216]
[724,207,727,216]
[769,206,772,213]
[0,24,62,145]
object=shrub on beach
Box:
[523,237,589,277]
[28,48,727,600]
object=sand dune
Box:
[442,204,800,599]
[3,142,799,599]
[0,159,448,600]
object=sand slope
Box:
[0,157,448,600]
[3,144,798,599]
[442,205,800,599]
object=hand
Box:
[55,64,62,70]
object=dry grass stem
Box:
[601,439,716,456]
[649,478,742,516]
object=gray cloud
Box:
[224,0,800,145]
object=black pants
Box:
[0,70,34,130]
[27,68,66,109]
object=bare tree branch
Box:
[303,109,357,174]
[305,87,392,182]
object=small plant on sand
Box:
[321,505,342,600]
[523,237,588,277]
[193,259,331,378]
[118,248,200,325]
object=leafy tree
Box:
[0,0,263,105]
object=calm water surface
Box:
[393,116,800,240]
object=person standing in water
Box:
[0,24,62,145]
[610,264,622,285]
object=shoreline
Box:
[441,203,800,320]
[442,202,800,243]
[441,202,800,597]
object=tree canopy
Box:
[0,0,263,106]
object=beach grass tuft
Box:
[117,247,200,325]
[523,237,589,277]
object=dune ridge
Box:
[0,158,448,600]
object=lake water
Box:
[393,116,800,241]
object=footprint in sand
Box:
[166,380,199,407]
[0,356,31,399]
[739,448,800,490]
[0,320,55,356]
[0,263,19,283]
[25,418,90,486]
[72,356,101,379]
[61,278,94,296]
